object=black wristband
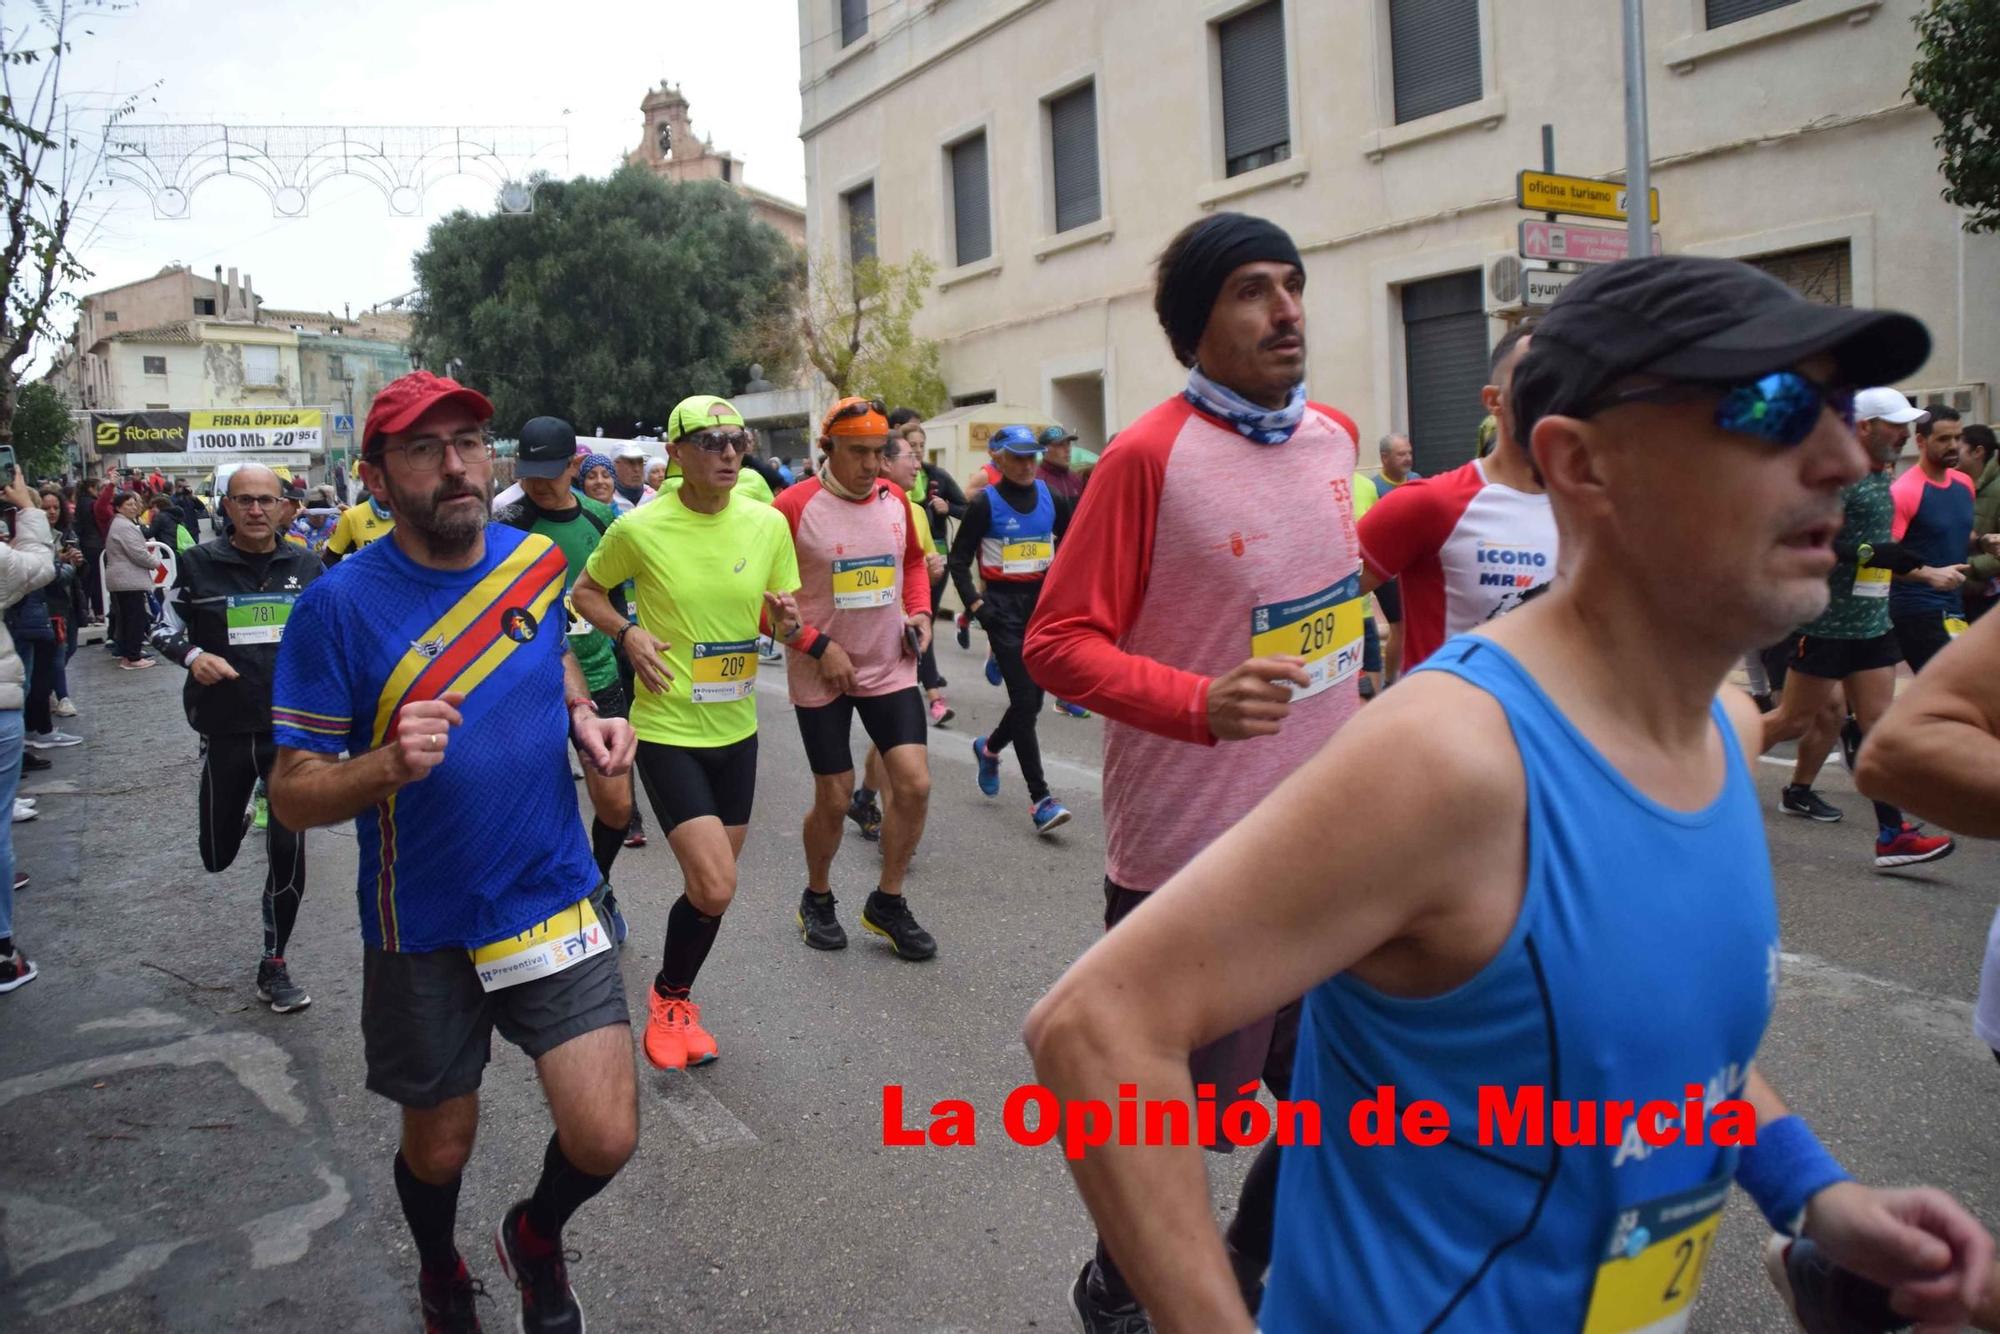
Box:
[616,623,635,648]
[806,634,831,661]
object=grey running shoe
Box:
[255,957,312,1013]
[1779,786,1844,823]
[1069,1261,1152,1334]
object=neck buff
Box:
[1184,365,1306,444]
[817,463,872,501]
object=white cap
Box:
[1853,387,1925,425]
[614,442,650,460]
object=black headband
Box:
[1158,213,1304,365]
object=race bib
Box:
[1000,537,1053,576]
[226,593,294,645]
[1852,564,1891,599]
[1946,616,1969,640]
[691,639,757,702]
[1249,574,1365,702]
[1581,1177,1728,1334]
[468,896,610,993]
[832,554,896,610]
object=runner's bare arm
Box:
[269,692,466,829]
[1855,609,2000,836]
[570,571,625,639]
[1024,674,1521,1333]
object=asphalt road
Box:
[1,630,1993,1332]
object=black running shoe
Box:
[419,1257,486,1333]
[798,889,848,950]
[846,793,883,843]
[1779,785,1844,823]
[1763,1235,1906,1333]
[1838,715,1863,773]
[255,957,312,1013]
[861,890,936,961]
[493,1202,584,1334]
[20,750,49,772]
[1069,1260,1153,1334]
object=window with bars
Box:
[839,0,868,46]
[1748,242,1852,307]
[1401,271,1491,475]
[844,182,877,264]
[1218,2,1289,177]
[1706,0,1798,28]
[949,133,992,267]
[1048,83,1100,233]
[1389,0,1483,124]
[142,355,167,376]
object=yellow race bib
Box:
[1249,574,1365,701]
[832,554,896,610]
[1581,1177,1728,1334]
[1946,616,1969,639]
[690,639,757,703]
[1852,564,1891,599]
[468,897,610,993]
[1000,537,1053,576]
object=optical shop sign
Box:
[92,409,323,455]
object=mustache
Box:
[1260,326,1303,350]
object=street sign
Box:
[1523,268,1580,308]
[334,414,355,435]
[1517,170,1660,224]
[1518,220,1662,265]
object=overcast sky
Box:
[57,0,808,321]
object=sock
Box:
[1872,800,1905,840]
[522,1133,615,1251]
[0,937,12,957]
[393,1151,463,1276]
[656,894,722,995]
[854,786,877,806]
[590,818,624,882]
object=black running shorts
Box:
[1789,631,1901,680]
[634,735,759,832]
[794,686,927,776]
[361,886,628,1109]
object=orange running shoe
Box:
[643,990,719,1070]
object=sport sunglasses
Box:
[1587,370,1856,447]
[683,428,751,455]
[829,397,887,425]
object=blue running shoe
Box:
[1053,700,1090,719]
[985,654,1002,687]
[973,736,1001,797]
[1032,797,1072,835]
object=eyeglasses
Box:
[381,430,493,472]
[684,429,750,455]
[1587,371,1856,447]
[228,494,283,510]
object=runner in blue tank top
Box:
[1026,256,1993,1332]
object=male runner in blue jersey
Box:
[1026,257,1993,1330]
[269,371,640,1334]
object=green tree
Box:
[0,1,146,442]
[1910,0,2000,232]
[749,249,947,417]
[12,379,70,478]
[410,167,799,435]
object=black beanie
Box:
[1154,213,1305,367]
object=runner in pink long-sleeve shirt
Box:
[773,397,938,962]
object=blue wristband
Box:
[1734,1115,1852,1235]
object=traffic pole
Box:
[1622,0,1653,258]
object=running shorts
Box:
[634,735,759,832]
[794,686,927,776]
[361,884,628,1108]
[1789,631,1901,680]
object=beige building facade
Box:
[798,0,2000,477]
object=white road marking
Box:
[76,1007,187,1033]
[28,1240,185,1314]
[656,1070,759,1151]
[1,1194,115,1278]
[1779,950,1985,1056]
[0,1030,308,1126]
[244,1166,351,1269]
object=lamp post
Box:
[1622,0,1654,258]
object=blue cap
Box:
[990,424,1041,455]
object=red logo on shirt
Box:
[1229,532,1245,557]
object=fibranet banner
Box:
[90,411,188,452]
[90,409,324,455]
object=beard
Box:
[385,472,489,558]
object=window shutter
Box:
[1705,0,1798,28]
[845,183,877,263]
[1219,2,1289,175]
[1049,84,1100,233]
[951,134,991,266]
[840,0,868,46]
[1401,272,1490,476]
[1390,0,1483,124]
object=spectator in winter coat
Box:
[104,492,158,669]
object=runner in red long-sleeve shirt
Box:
[1023,212,1366,1330]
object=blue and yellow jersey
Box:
[271,523,599,952]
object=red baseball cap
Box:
[363,371,494,455]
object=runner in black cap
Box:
[1027,255,1992,1331]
